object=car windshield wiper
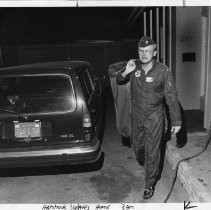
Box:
[0,108,27,119]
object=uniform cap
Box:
[138,36,155,48]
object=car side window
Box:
[79,68,94,101]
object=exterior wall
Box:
[204,7,211,129]
[176,7,202,110]
[0,40,139,87]
[118,39,139,61]
[18,42,120,87]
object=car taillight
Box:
[83,113,92,142]
[83,113,92,128]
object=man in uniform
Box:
[116,36,181,199]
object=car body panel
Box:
[0,61,103,168]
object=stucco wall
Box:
[176,7,202,110]
[204,7,211,129]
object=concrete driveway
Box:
[0,88,188,203]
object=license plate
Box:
[14,122,41,138]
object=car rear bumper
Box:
[0,140,101,168]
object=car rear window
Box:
[0,74,75,114]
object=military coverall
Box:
[116,59,181,188]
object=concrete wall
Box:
[176,7,202,110]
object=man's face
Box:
[138,45,157,64]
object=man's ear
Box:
[153,51,157,57]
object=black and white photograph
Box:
[0,0,210,208]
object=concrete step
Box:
[165,132,211,202]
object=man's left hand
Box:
[171,126,181,134]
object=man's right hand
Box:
[122,59,136,78]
